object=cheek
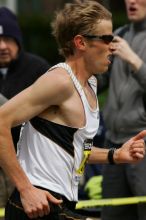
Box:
[10,46,19,59]
[139,1,146,12]
[85,46,108,71]
[97,48,104,55]
[96,48,107,61]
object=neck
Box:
[66,56,91,87]
[132,18,146,32]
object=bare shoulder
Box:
[32,67,74,105]
[40,67,73,93]
[48,67,72,87]
[0,67,74,126]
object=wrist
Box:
[107,148,116,164]
[129,54,142,72]
[16,180,32,194]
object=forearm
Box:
[0,127,32,193]
[122,51,146,89]
[88,147,109,164]
[127,52,143,72]
[88,147,122,164]
[88,133,145,165]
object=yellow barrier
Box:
[76,196,146,209]
[0,208,4,218]
[1,196,146,217]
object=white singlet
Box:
[17,63,99,201]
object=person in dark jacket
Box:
[0,6,50,208]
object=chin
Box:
[98,67,108,74]
[128,15,140,22]
[0,61,11,67]
[93,63,108,74]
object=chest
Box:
[62,85,98,127]
[44,85,98,129]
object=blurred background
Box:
[0,0,128,66]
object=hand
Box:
[110,36,134,61]
[114,130,146,164]
[110,36,142,71]
[20,186,62,219]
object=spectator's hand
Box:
[110,36,134,60]
[114,130,146,164]
[110,36,142,71]
[20,186,62,219]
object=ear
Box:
[73,35,86,51]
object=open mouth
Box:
[129,6,137,12]
[107,55,113,63]
[0,52,9,56]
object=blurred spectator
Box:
[0,7,50,207]
[99,0,146,220]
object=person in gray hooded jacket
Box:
[101,0,146,220]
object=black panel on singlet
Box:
[30,117,78,157]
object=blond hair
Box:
[51,0,112,58]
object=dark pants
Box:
[5,187,91,220]
[101,140,146,220]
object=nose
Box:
[126,0,136,4]
[0,39,7,49]
[108,42,115,52]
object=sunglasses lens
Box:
[82,34,114,43]
[101,35,114,43]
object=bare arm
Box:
[0,69,72,218]
[88,130,146,164]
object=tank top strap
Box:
[49,62,83,96]
[88,75,97,95]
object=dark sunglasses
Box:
[82,34,114,44]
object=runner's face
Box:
[84,19,113,74]
[125,0,146,22]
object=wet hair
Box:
[51,0,112,58]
